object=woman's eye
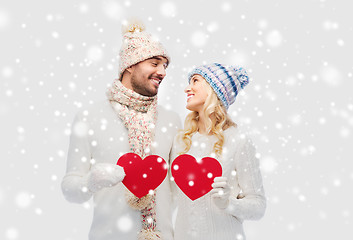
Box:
[152,62,158,66]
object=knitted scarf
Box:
[107,79,162,239]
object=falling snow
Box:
[160,2,177,18]
[1,0,352,239]
[265,30,283,48]
[116,215,133,233]
[190,31,208,48]
[87,46,104,63]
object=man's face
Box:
[128,56,168,97]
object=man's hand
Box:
[87,163,125,193]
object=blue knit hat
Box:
[188,63,249,109]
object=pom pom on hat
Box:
[121,18,146,34]
[188,63,249,110]
[118,18,170,79]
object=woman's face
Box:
[184,74,209,112]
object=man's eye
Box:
[152,62,158,66]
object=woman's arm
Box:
[224,136,266,221]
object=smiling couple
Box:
[61,20,266,240]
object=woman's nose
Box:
[184,85,191,93]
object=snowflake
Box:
[116,215,133,233]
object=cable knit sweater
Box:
[61,99,181,240]
[171,127,266,240]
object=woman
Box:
[171,63,266,240]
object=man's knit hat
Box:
[118,19,170,79]
[188,63,249,109]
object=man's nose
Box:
[156,65,166,78]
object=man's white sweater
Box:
[61,99,181,240]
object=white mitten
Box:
[87,163,125,193]
[210,177,231,209]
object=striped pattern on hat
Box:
[188,63,249,109]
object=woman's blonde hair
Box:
[179,79,236,157]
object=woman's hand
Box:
[210,177,231,209]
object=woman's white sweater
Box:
[61,100,181,240]
[171,127,266,240]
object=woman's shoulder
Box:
[224,126,241,139]
[224,126,252,146]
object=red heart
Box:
[117,153,168,198]
[171,154,222,201]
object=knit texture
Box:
[119,20,170,79]
[171,127,266,240]
[188,63,249,109]
[107,79,161,239]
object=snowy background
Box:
[1,0,352,239]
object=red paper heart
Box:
[117,153,168,198]
[171,154,222,201]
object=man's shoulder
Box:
[74,99,113,120]
[156,105,182,128]
[157,105,176,116]
[157,105,180,120]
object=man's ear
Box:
[125,65,134,74]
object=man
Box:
[61,20,181,240]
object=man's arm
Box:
[61,111,93,203]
